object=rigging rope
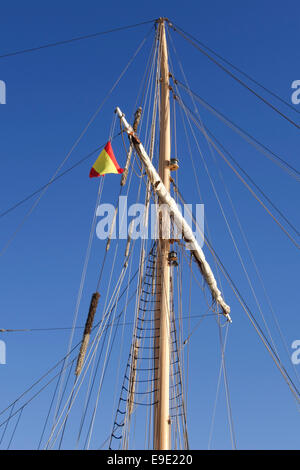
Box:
[173,184,300,406]
[202,124,300,237]
[0,314,217,335]
[48,202,150,448]
[217,322,236,449]
[166,30,230,314]
[0,258,150,431]
[0,26,153,257]
[169,23,300,130]
[208,325,229,449]
[166,32,299,246]
[175,80,300,181]
[0,20,156,60]
[170,22,300,117]
[174,87,285,355]
[53,176,104,430]
[6,407,23,450]
[0,138,120,221]
[177,98,300,249]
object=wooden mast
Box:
[154,17,171,450]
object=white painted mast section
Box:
[115,106,232,323]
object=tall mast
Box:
[154,17,171,450]
[115,19,230,452]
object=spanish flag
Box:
[89,142,124,178]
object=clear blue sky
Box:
[0,0,299,450]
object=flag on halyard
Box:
[89,142,124,178]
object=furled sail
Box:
[115,106,231,322]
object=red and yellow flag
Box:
[89,142,124,178]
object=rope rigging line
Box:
[173,183,300,406]
[0,314,218,335]
[38,355,74,450]
[45,271,131,449]
[1,57,157,225]
[0,337,107,448]
[54,355,77,450]
[170,22,300,117]
[208,324,229,449]
[170,272,189,449]
[52,176,104,437]
[166,31,299,246]
[78,244,155,447]
[174,84,287,356]
[0,19,156,60]
[182,306,216,346]
[6,407,24,450]
[95,52,157,294]
[185,254,192,415]
[5,19,300,450]
[109,245,158,449]
[202,124,300,237]
[0,249,154,433]
[1,39,159,442]
[84,295,124,449]
[75,320,110,448]
[0,327,85,333]
[2,311,137,450]
[219,180,300,386]
[202,127,286,356]
[46,250,135,448]
[0,26,153,258]
[169,23,300,130]
[151,236,188,449]
[114,231,188,448]
[180,247,222,317]
[217,321,236,450]
[166,28,232,317]
[109,240,142,448]
[162,65,300,404]
[123,246,159,449]
[177,98,300,249]
[175,80,300,181]
[0,137,120,221]
[47,222,155,449]
[83,232,143,449]
[0,354,78,435]
[109,55,162,448]
[135,27,160,112]
[0,403,15,447]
